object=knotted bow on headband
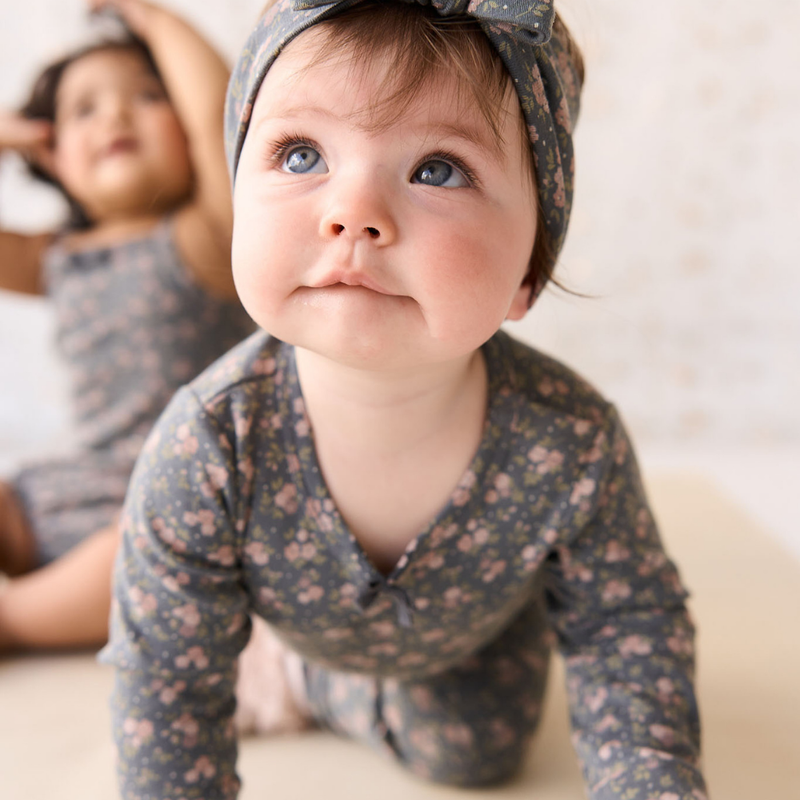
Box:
[225,0,583,280]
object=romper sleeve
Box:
[99,386,250,800]
[544,408,708,800]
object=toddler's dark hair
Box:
[19,37,163,230]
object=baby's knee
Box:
[384,722,528,788]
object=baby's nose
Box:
[320,177,397,244]
[330,223,381,239]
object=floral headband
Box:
[225,0,583,274]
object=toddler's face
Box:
[51,48,192,221]
[232,28,536,371]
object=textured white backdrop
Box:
[1,0,798,463]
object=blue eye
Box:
[412,159,468,188]
[282,145,327,174]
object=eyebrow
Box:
[252,103,506,163]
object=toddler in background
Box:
[0,0,253,652]
[103,2,708,799]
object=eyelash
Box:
[268,132,320,168]
[266,134,480,188]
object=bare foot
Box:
[235,615,314,736]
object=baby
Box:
[102,2,707,799]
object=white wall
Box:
[1,0,798,472]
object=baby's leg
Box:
[0,520,119,652]
[0,481,37,577]
[234,615,314,736]
[305,595,553,787]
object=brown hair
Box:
[259,0,584,298]
[19,37,163,230]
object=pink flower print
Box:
[650,725,677,748]
[159,680,186,706]
[597,740,622,761]
[405,686,433,713]
[286,453,300,473]
[173,604,201,637]
[452,469,477,507]
[457,534,474,553]
[171,711,199,747]
[294,418,310,437]
[574,419,592,436]
[489,718,516,749]
[322,628,353,641]
[421,628,447,643]
[182,509,216,536]
[414,597,430,610]
[122,717,154,750]
[596,714,618,733]
[298,585,324,604]
[659,794,681,800]
[368,642,399,656]
[657,677,675,702]
[185,756,216,784]
[162,571,191,593]
[667,630,694,657]
[173,424,199,457]
[284,542,301,561]
[613,433,629,465]
[268,413,283,430]
[397,652,426,668]
[443,723,474,748]
[619,635,653,658]
[274,482,298,513]
[252,356,276,375]
[244,541,269,565]
[128,586,157,616]
[238,456,254,483]
[605,541,631,562]
[553,167,566,209]
[528,445,565,474]
[293,397,306,415]
[585,686,608,713]
[601,579,632,603]
[494,472,513,496]
[369,621,396,638]
[481,558,507,583]
[418,552,445,571]
[579,431,606,464]
[208,545,236,567]
[409,727,440,759]
[152,517,187,553]
[543,527,558,544]
[205,463,229,490]
[175,646,209,670]
[570,478,596,505]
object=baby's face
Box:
[232,28,536,372]
[51,48,192,221]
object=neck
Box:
[294,348,488,457]
[68,212,164,248]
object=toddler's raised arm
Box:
[546,410,708,800]
[0,112,53,295]
[101,386,251,800]
[90,0,237,298]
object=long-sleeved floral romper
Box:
[101,329,707,800]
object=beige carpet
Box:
[1,475,798,800]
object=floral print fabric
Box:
[11,220,254,564]
[102,330,707,799]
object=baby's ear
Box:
[505,282,532,321]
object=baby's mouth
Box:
[102,136,138,157]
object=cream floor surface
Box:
[1,475,799,800]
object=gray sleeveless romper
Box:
[11,220,255,565]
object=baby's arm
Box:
[0,112,53,295]
[90,0,236,299]
[546,412,707,800]
[101,387,251,800]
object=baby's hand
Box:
[87,0,158,37]
[0,112,52,160]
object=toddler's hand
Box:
[87,0,158,37]
[0,112,52,161]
